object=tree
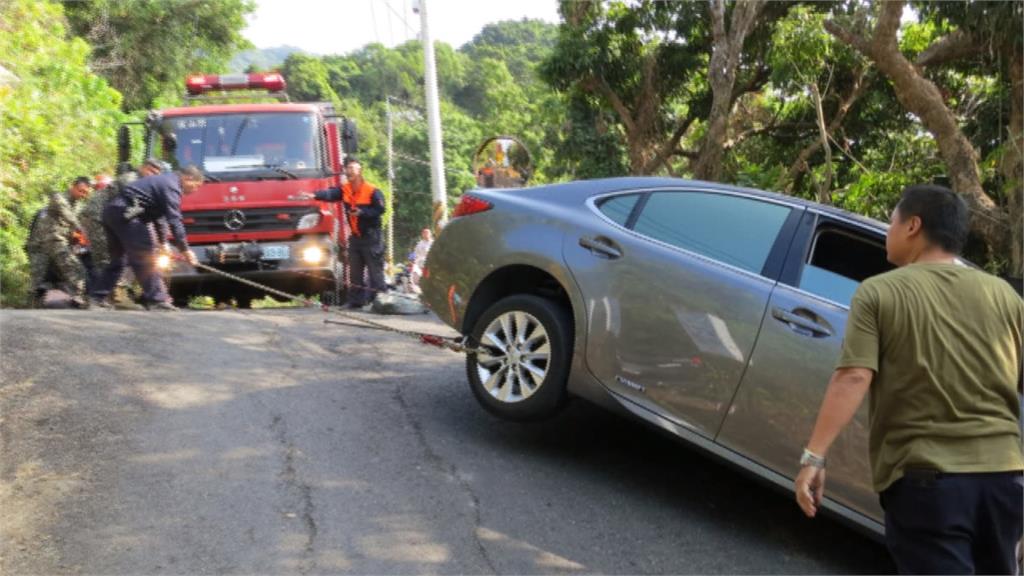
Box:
[461,18,558,86]
[0,0,124,306]
[541,1,707,174]
[691,0,769,180]
[61,0,255,111]
[280,53,338,103]
[765,6,873,203]
[825,0,1019,274]
[542,1,794,177]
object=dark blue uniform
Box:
[315,184,386,307]
[91,173,190,305]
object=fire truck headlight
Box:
[156,254,172,270]
[297,213,321,230]
[301,246,324,264]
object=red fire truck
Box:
[117,73,357,307]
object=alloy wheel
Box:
[475,310,551,403]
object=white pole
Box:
[385,97,395,274]
[418,0,448,230]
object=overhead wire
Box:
[385,0,395,46]
[381,0,418,39]
[369,0,382,45]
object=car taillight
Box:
[452,194,493,218]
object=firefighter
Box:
[25,176,92,308]
[80,160,167,307]
[300,157,386,308]
[90,165,201,310]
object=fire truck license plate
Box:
[262,245,290,260]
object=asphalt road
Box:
[1,308,895,574]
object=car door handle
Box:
[579,236,622,259]
[771,307,833,338]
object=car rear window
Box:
[633,191,791,274]
[597,194,640,227]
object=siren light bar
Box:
[185,73,287,95]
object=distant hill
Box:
[229,45,307,73]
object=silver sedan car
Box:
[421,177,896,536]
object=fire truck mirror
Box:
[161,132,178,160]
[472,136,533,189]
[342,118,359,155]
[117,125,132,164]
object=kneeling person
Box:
[25,176,92,308]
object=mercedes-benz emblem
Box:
[224,209,246,231]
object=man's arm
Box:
[160,188,190,253]
[795,367,873,518]
[150,217,169,247]
[313,187,342,202]
[806,367,873,456]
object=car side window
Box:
[597,194,640,227]
[632,191,791,274]
[798,225,893,306]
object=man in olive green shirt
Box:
[794,184,1023,574]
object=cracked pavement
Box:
[1,308,894,574]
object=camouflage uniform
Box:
[80,175,133,270]
[25,191,88,305]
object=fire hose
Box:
[171,255,478,355]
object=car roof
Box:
[511,176,888,233]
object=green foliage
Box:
[281,54,338,102]
[769,6,847,88]
[0,0,124,307]
[187,295,216,309]
[61,0,255,111]
[251,295,304,309]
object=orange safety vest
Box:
[342,180,378,237]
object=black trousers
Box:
[92,201,168,304]
[347,232,385,306]
[880,470,1023,575]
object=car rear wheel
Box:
[466,294,572,421]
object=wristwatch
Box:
[800,448,826,469]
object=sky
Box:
[244,0,562,56]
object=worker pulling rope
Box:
[177,256,478,354]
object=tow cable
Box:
[174,256,478,355]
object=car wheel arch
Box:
[462,264,577,340]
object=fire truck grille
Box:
[183,207,318,234]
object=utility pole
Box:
[385,97,395,274]
[415,0,448,230]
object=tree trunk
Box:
[590,54,667,175]
[825,0,1008,260]
[1004,51,1023,276]
[692,0,765,181]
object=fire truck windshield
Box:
[160,112,321,179]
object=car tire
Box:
[465,294,572,421]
